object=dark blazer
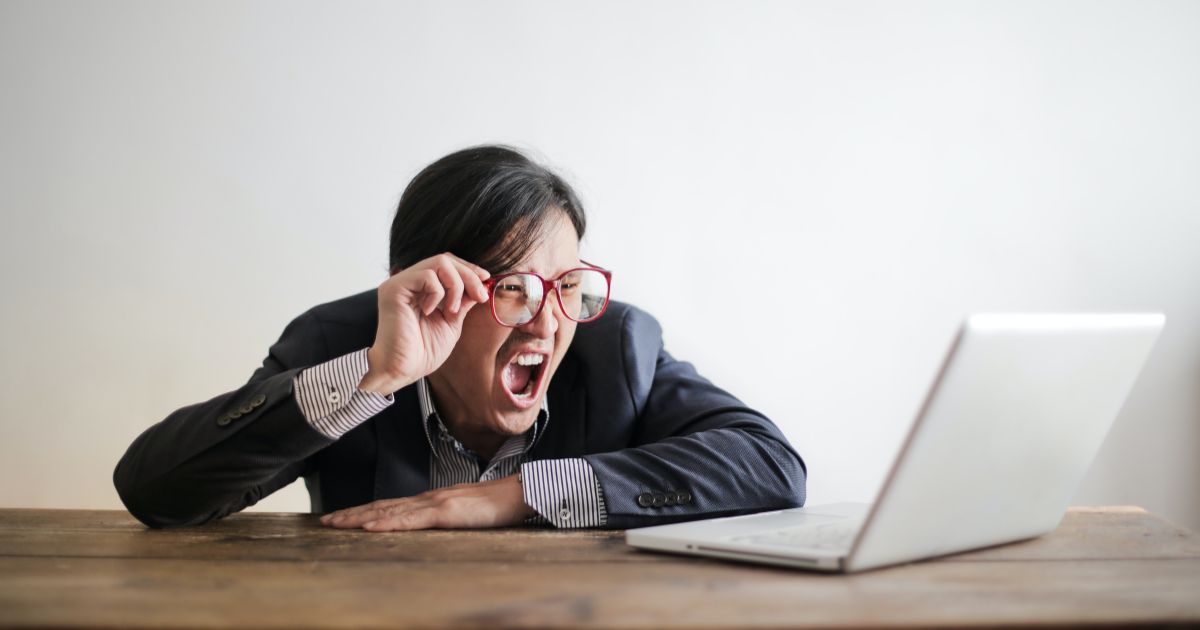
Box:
[113,290,807,529]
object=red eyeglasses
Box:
[482,261,612,327]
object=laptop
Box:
[626,313,1165,573]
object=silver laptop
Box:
[626,313,1164,573]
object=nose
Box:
[519,293,560,339]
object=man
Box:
[113,145,807,531]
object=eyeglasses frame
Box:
[481,260,612,328]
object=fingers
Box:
[319,477,528,532]
[321,497,441,532]
[409,253,491,316]
[438,254,490,300]
[362,507,440,532]
[367,252,492,393]
[444,253,491,283]
[415,269,445,316]
[442,255,491,305]
[445,292,488,327]
[435,261,466,314]
[321,496,432,529]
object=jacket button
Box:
[636,493,654,508]
[663,493,677,507]
[238,404,254,414]
[677,491,693,505]
[651,493,667,507]
[250,394,266,407]
[216,414,233,427]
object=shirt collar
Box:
[416,377,549,459]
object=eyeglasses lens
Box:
[558,269,608,322]
[491,269,609,326]
[492,274,544,326]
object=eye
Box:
[560,271,583,288]
[497,283,526,294]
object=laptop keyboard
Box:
[729,522,861,551]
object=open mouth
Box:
[500,351,548,408]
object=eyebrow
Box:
[505,262,582,277]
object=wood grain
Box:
[1,507,1197,629]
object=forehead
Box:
[507,212,580,275]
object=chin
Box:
[494,404,542,436]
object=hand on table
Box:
[319,475,535,531]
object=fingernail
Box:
[363,521,377,529]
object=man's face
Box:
[428,211,581,439]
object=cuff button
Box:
[558,508,573,521]
[636,493,654,508]
[327,391,341,405]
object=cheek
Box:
[552,320,578,365]
[452,308,508,377]
[556,317,578,342]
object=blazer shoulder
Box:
[570,300,662,358]
[287,288,378,360]
[306,288,377,325]
[568,300,663,413]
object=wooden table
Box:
[1,507,1197,629]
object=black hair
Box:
[388,145,587,274]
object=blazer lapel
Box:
[531,355,587,459]
[372,384,432,499]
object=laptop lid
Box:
[845,313,1164,572]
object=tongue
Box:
[504,362,533,395]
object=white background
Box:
[2,1,1198,530]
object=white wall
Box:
[2,1,1197,529]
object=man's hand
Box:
[319,475,536,531]
[358,253,491,396]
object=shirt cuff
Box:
[520,458,608,528]
[293,348,393,439]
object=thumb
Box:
[444,299,480,328]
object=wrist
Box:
[358,347,415,395]
[510,473,537,520]
[357,369,409,396]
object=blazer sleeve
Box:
[582,308,808,529]
[112,309,336,528]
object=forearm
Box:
[584,424,807,529]
[520,458,608,528]
[588,311,808,529]
[113,368,332,527]
[115,340,400,527]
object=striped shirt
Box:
[293,348,607,527]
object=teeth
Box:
[515,353,544,366]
